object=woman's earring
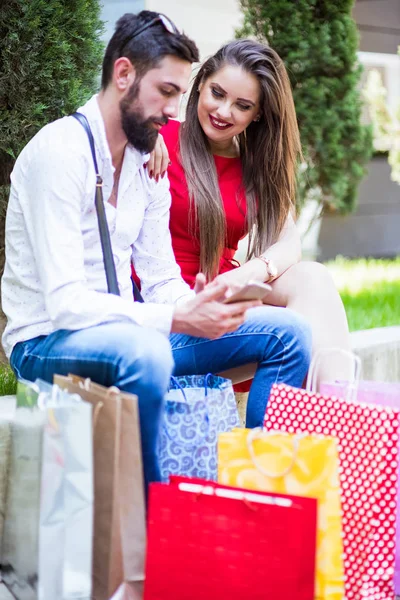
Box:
[254,115,261,122]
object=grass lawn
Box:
[0,364,16,396]
[0,257,398,396]
[326,256,400,332]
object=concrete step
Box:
[350,326,400,381]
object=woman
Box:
[146,38,351,386]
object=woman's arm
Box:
[215,212,301,292]
[145,133,170,181]
[258,211,302,277]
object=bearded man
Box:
[2,11,311,488]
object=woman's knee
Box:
[291,261,336,292]
[270,261,338,307]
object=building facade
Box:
[101,0,242,60]
[318,0,400,261]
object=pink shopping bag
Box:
[264,380,399,600]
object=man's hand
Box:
[172,279,261,339]
[193,272,206,294]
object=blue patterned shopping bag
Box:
[158,374,240,482]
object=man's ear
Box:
[113,57,136,92]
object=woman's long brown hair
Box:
[179,39,301,280]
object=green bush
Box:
[237,0,373,214]
[0,0,104,268]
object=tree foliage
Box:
[0,0,104,264]
[237,0,373,214]
[364,47,400,185]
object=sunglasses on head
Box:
[119,14,181,55]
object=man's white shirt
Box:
[1,95,194,358]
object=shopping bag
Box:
[144,477,317,600]
[1,379,93,600]
[159,374,239,482]
[109,582,144,600]
[264,380,400,600]
[0,395,15,570]
[54,375,146,600]
[218,428,344,600]
[319,352,400,596]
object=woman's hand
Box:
[145,133,170,181]
[214,265,263,295]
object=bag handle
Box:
[305,347,361,400]
[71,112,144,302]
[246,427,305,479]
[169,373,216,402]
[164,375,214,450]
[92,401,104,431]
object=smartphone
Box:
[223,280,272,304]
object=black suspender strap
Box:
[72,111,144,302]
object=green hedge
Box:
[0,0,104,269]
[237,0,373,214]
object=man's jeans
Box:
[10,306,312,487]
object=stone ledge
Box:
[350,326,400,382]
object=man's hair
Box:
[101,11,199,88]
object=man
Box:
[2,11,312,487]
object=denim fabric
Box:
[171,306,312,427]
[10,306,312,487]
[10,323,174,489]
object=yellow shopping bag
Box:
[218,428,344,600]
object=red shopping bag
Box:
[144,478,317,600]
[264,382,399,600]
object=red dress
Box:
[162,120,251,393]
[161,119,248,287]
[131,120,252,391]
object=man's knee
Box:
[135,334,174,393]
[114,326,174,398]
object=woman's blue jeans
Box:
[10,306,311,488]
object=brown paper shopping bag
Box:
[54,375,146,600]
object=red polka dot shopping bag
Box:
[218,428,344,600]
[264,351,400,600]
[320,359,400,597]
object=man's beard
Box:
[120,81,168,154]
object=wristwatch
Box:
[256,256,278,282]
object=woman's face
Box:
[197,64,261,147]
